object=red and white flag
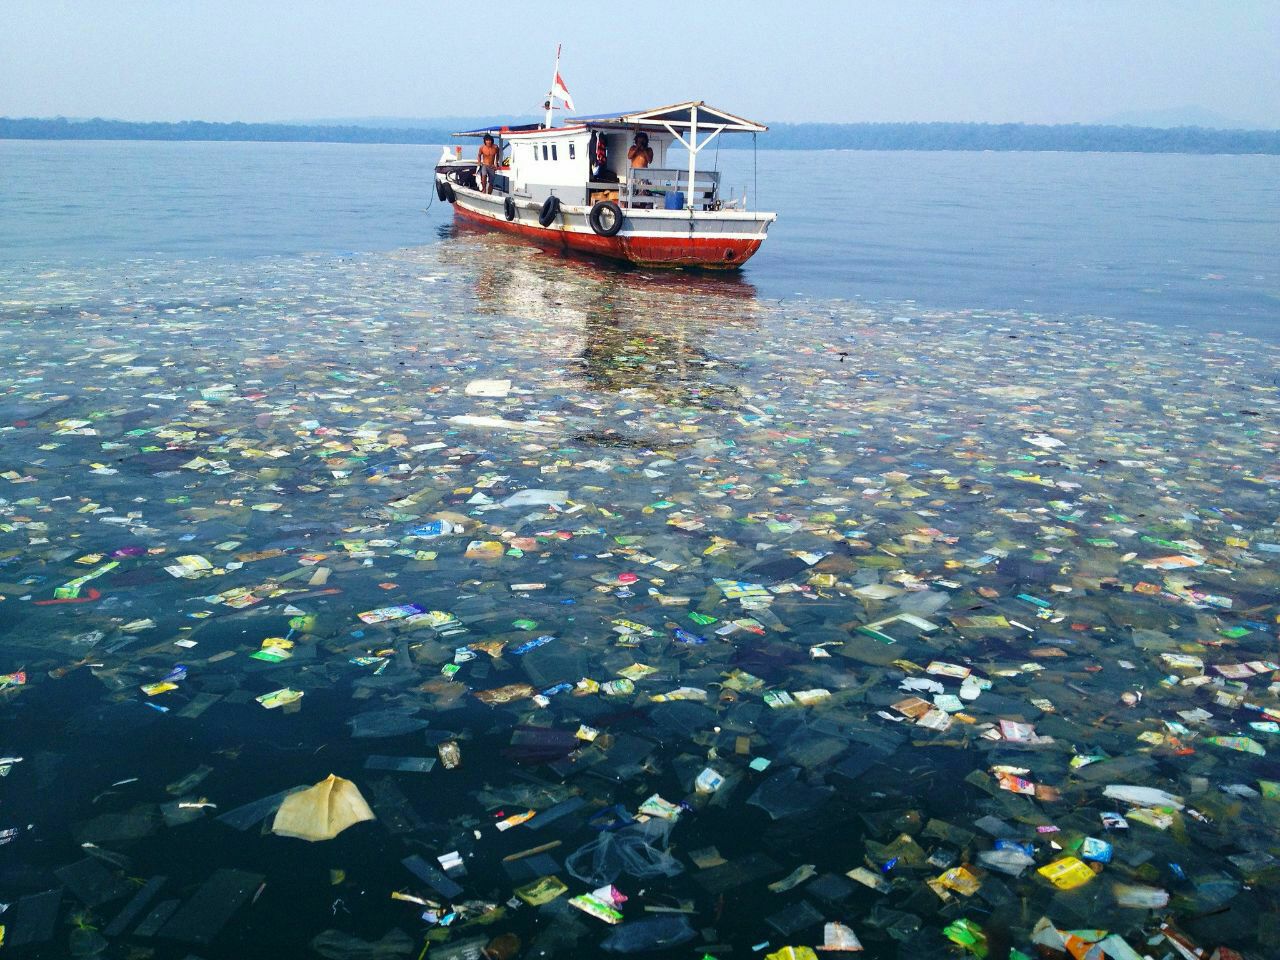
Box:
[551,70,574,112]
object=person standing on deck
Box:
[627,132,653,168]
[477,135,499,194]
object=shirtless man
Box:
[627,132,653,168]
[477,135,499,194]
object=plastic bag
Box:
[600,915,695,953]
[566,820,683,886]
[310,928,416,959]
[272,774,376,841]
[746,766,835,820]
[347,709,429,738]
[977,846,1036,877]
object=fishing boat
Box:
[433,51,776,269]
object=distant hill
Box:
[3,116,1278,155]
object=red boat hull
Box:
[452,203,763,269]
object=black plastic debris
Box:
[158,868,264,944]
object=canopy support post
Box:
[753,132,758,211]
[663,124,691,151]
[664,115,726,212]
[687,105,698,211]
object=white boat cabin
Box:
[449,101,766,212]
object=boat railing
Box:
[622,167,720,210]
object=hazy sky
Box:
[3,0,1278,127]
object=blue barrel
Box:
[664,191,685,210]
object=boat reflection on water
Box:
[439,225,763,427]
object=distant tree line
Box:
[0,117,449,145]
[3,116,1278,154]
[764,121,1280,154]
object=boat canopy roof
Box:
[571,101,767,133]
[451,101,767,138]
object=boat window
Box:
[568,142,575,159]
[542,145,548,160]
[551,144,558,161]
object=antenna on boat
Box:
[544,44,574,129]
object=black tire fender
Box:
[588,200,624,237]
[537,195,561,227]
[504,196,517,221]
[436,179,454,203]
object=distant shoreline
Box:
[3,117,1278,155]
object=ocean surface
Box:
[1,139,1278,338]
[0,140,1278,960]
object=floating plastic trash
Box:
[2,234,1278,959]
[271,775,376,842]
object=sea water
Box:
[0,141,1277,959]
[1,139,1277,338]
